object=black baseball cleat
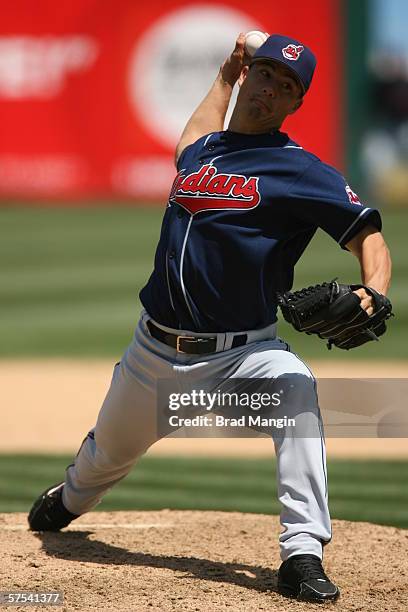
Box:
[278,554,340,603]
[28,482,79,532]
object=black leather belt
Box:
[146,319,247,355]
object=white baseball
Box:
[244,30,269,57]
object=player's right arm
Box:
[345,224,392,315]
[175,33,248,166]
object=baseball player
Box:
[28,34,392,603]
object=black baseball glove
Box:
[277,279,393,350]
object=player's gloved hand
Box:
[277,279,394,350]
[219,33,251,88]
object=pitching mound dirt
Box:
[0,510,406,611]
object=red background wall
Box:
[0,0,342,202]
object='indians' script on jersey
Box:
[170,164,261,213]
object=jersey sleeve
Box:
[287,160,382,249]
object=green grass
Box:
[0,206,406,359]
[1,454,407,528]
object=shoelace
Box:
[47,489,61,504]
[291,556,330,581]
[44,489,77,524]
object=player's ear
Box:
[289,98,303,114]
[238,65,249,87]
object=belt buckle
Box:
[176,335,196,353]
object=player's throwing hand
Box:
[219,33,251,87]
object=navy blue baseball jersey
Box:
[140,130,381,332]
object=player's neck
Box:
[228,110,280,135]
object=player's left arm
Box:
[175,33,248,166]
[345,224,392,315]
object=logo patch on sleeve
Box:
[345,184,362,205]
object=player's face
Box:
[235,61,303,131]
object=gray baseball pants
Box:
[63,310,332,561]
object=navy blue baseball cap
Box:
[251,34,316,94]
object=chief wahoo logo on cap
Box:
[282,44,304,61]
